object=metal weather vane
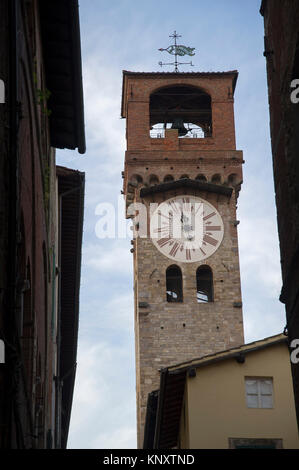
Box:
[158,31,195,72]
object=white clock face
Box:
[150,195,224,263]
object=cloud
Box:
[83,57,125,156]
[78,291,134,339]
[83,240,133,276]
[58,0,288,450]
[90,427,137,450]
[68,339,137,449]
[239,216,282,299]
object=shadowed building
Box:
[260,0,299,429]
[0,0,85,448]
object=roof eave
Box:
[56,165,85,448]
[168,334,287,373]
[140,178,233,199]
[260,0,267,16]
[40,0,86,154]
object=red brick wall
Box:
[124,75,237,151]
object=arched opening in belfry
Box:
[195,174,207,182]
[149,174,159,185]
[164,175,174,183]
[196,265,214,303]
[166,265,183,302]
[228,173,238,186]
[149,85,212,139]
[211,174,222,184]
[131,174,143,185]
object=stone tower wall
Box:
[122,72,244,447]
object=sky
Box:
[56,0,286,449]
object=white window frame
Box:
[245,377,274,409]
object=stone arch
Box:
[164,175,174,183]
[150,82,212,98]
[195,174,207,182]
[228,173,238,186]
[211,174,222,184]
[149,174,159,185]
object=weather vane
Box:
[158,31,195,72]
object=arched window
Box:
[196,174,207,182]
[149,175,159,185]
[166,265,183,302]
[164,175,174,183]
[131,174,143,185]
[196,266,213,303]
[211,174,221,184]
[228,173,238,186]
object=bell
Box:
[171,118,188,137]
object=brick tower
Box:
[121,70,245,447]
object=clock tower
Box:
[121,69,244,447]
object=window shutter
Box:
[246,379,259,408]
[260,379,273,408]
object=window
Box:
[196,266,213,303]
[166,265,183,302]
[245,377,273,409]
[229,438,282,449]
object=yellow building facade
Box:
[145,334,299,449]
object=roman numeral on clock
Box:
[169,242,180,257]
[203,234,218,247]
[203,211,216,221]
[206,226,221,231]
[157,238,170,248]
[153,227,169,234]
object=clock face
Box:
[150,195,224,263]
